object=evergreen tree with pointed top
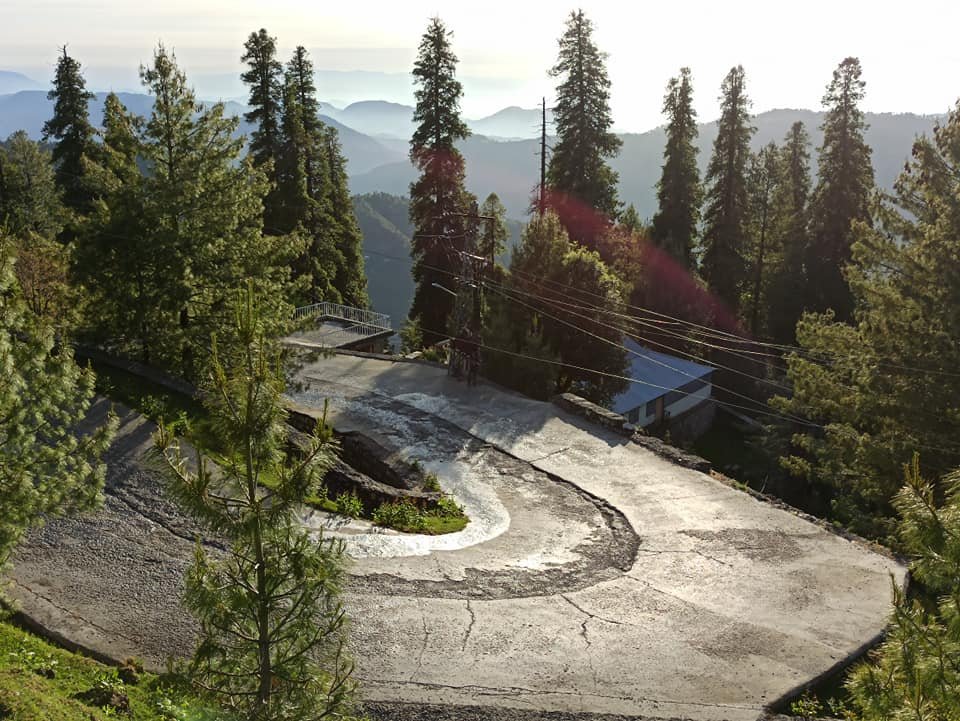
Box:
[323,125,368,307]
[241,29,284,231]
[138,44,297,377]
[42,47,95,215]
[546,9,621,250]
[766,121,812,344]
[619,203,643,235]
[772,100,960,538]
[478,192,508,263]
[157,283,356,719]
[75,92,161,362]
[651,67,700,270]
[744,142,780,335]
[408,16,471,347]
[805,57,874,322]
[700,65,754,312]
[276,45,367,306]
[0,131,65,239]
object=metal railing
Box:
[293,302,391,333]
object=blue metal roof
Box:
[611,338,714,414]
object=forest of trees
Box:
[3,8,960,720]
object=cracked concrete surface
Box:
[7,354,906,721]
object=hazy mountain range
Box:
[2,84,939,219]
[345,105,942,220]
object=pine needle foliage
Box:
[847,456,960,720]
[156,283,355,720]
[0,233,115,570]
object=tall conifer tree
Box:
[0,132,64,239]
[323,126,368,307]
[135,45,296,377]
[279,47,340,304]
[773,101,960,537]
[546,9,621,249]
[651,67,700,270]
[700,65,754,312]
[478,193,508,263]
[408,17,471,346]
[241,29,284,231]
[42,47,95,214]
[744,142,780,335]
[805,57,874,322]
[766,121,812,344]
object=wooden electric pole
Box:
[538,97,547,217]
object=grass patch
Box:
[92,361,469,535]
[0,617,227,720]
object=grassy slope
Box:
[0,617,224,721]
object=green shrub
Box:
[430,496,465,518]
[423,472,441,493]
[334,491,363,519]
[372,501,426,532]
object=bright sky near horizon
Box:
[3,0,959,131]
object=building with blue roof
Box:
[611,339,715,438]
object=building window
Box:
[645,399,657,417]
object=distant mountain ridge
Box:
[0,71,41,94]
[0,90,404,175]
[350,108,944,220]
[319,101,553,140]
[0,87,941,227]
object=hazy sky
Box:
[3,0,959,131]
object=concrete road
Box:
[7,353,905,721]
[285,353,905,721]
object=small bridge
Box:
[285,302,393,351]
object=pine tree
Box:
[0,131,65,239]
[157,283,355,720]
[241,29,285,231]
[766,121,812,344]
[619,204,643,234]
[408,17,471,347]
[805,57,874,322]
[772,101,960,538]
[119,45,298,378]
[546,9,621,249]
[322,125,368,307]
[651,67,700,270]
[847,458,960,720]
[279,46,341,305]
[42,47,95,214]
[744,142,780,335]
[75,93,165,362]
[501,212,628,405]
[700,65,754,312]
[0,232,115,569]
[478,192,508,263]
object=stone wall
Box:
[551,393,632,435]
[551,392,712,473]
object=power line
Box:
[484,282,812,424]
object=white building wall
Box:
[625,382,713,428]
[664,383,712,419]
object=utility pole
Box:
[439,206,494,384]
[538,97,548,217]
